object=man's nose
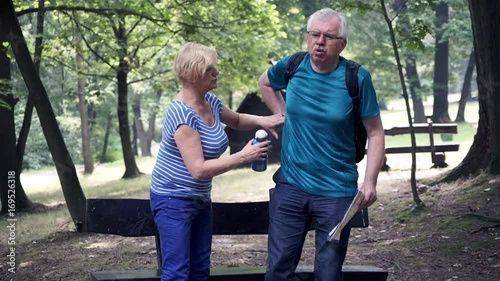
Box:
[315,34,326,44]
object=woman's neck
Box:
[177,84,206,105]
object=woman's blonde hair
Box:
[173,42,217,84]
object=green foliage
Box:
[2,41,11,59]
[8,0,479,172]
[100,148,123,163]
[173,0,284,96]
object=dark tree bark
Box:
[455,49,475,123]
[443,0,500,180]
[117,57,140,178]
[115,18,141,178]
[0,67,21,214]
[432,1,451,123]
[16,2,44,171]
[100,112,113,163]
[132,118,138,156]
[14,0,48,210]
[405,55,426,123]
[0,0,86,229]
[0,20,30,213]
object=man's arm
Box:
[359,115,385,210]
[259,70,286,115]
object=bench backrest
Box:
[384,123,457,136]
[85,198,369,270]
[84,198,369,237]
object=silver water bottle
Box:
[251,129,268,172]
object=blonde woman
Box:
[150,42,284,281]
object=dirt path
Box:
[3,167,499,281]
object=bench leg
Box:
[380,156,390,171]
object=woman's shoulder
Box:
[205,92,223,105]
[167,100,195,118]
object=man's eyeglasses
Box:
[307,31,344,41]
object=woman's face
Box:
[198,65,219,92]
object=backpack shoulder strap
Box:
[345,60,361,121]
[284,51,308,86]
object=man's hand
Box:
[358,183,377,210]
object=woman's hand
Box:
[237,139,272,163]
[260,113,285,139]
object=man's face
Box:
[307,17,346,64]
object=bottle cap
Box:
[255,129,268,139]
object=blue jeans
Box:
[150,193,212,281]
[266,169,353,281]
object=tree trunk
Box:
[469,1,500,174]
[405,56,426,123]
[443,0,500,180]
[382,0,421,206]
[117,58,141,177]
[228,90,233,109]
[100,112,113,163]
[76,39,94,174]
[132,118,138,156]
[116,19,141,178]
[117,65,140,176]
[0,21,30,213]
[1,0,86,229]
[132,94,154,157]
[14,0,46,209]
[1,0,50,212]
[432,1,451,123]
[455,49,475,123]
[0,77,24,214]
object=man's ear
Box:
[341,39,347,51]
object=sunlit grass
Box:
[13,206,74,245]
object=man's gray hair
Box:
[306,8,349,39]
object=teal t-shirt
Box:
[267,54,380,197]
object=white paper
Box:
[327,190,365,243]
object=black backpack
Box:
[284,52,367,163]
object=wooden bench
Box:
[84,198,388,281]
[382,119,459,170]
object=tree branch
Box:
[127,68,172,85]
[471,223,500,234]
[458,213,500,223]
[66,12,116,70]
[16,6,171,24]
[44,56,115,81]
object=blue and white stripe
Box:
[150,93,228,201]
